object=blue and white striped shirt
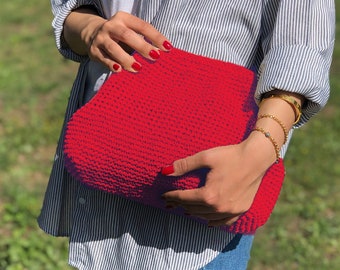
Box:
[39,0,335,269]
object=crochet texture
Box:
[64,48,285,234]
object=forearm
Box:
[63,7,106,56]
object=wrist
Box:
[64,8,106,55]
[241,131,279,172]
[80,16,107,50]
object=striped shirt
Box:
[39,0,335,269]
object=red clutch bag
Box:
[64,48,285,234]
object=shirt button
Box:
[79,197,86,204]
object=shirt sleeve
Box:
[51,0,103,62]
[255,0,335,127]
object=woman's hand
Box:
[161,134,276,227]
[161,90,304,227]
[64,9,172,72]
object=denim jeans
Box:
[199,234,254,270]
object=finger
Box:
[193,212,240,221]
[207,215,240,227]
[162,151,210,177]
[109,26,162,62]
[179,204,243,221]
[180,204,228,215]
[162,188,206,205]
[114,12,171,51]
[92,47,123,72]
[92,39,142,72]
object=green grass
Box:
[0,1,339,269]
[0,1,76,269]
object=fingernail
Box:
[149,49,160,59]
[113,63,120,71]
[132,62,142,71]
[162,41,173,51]
[161,165,174,175]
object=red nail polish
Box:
[162,41,173,51]
[113,64,120,71]
[132,62,142,71]
[149,50,160,59]
[161,165,174,175]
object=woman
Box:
[39,1,335,269]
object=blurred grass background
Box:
[0,1,339,269]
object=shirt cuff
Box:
[255,44,332,127]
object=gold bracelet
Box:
[261,94,302,125]
[257,114,288,144]
[252,127,280,162]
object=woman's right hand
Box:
[64,9,172,72]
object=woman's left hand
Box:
[162,90,304,227]
[161,138,275,227]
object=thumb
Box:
[161,151,208,176]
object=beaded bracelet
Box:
[257,114,288,144]
[261,94,302,125]
[252,127,280,163]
